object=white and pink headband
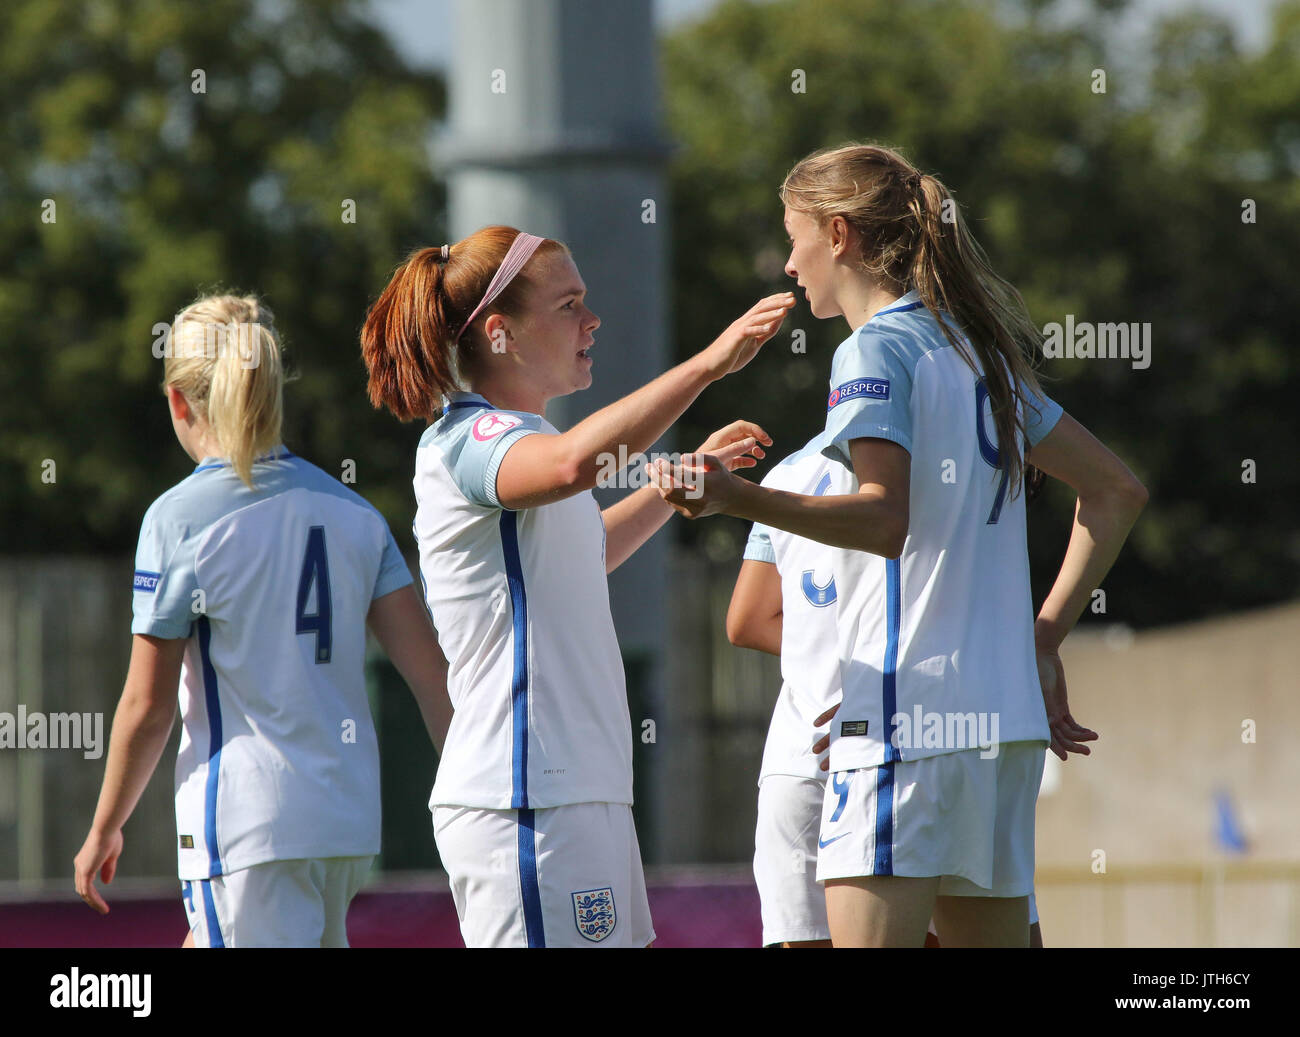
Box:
[453,231,546,342]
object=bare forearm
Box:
[368,586,454,754]
[602,486,675,573]
[1035,488,1146,649]
[560,358,713,491]
[408,673,452,755]
[91,693,175,835]
[727,480,906,557]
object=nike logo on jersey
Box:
[818,833,851,849]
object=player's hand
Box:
[695,293,796,381]
[74,827,123,914]
[648,452,741,519]
[1035,642,1098,761]
[812,701,840,771]
[693,420,772,473]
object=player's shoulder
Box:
[277,453,387,519]
[140,461,241,539]
[834,292,955,372]
[420,395,547,455]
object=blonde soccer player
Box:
[360,226,792,947]
[653,144,1144,947]
[73,294,453,947]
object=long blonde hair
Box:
[781,143,1045,497]
[164,293,284,487]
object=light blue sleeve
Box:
[130,499,200,639]
[372,524,414,601]
[443,410,547,509]
[742,523,776,564]
[823,328,915,463]
[1023,383,1063,448]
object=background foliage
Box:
[664,0,1300,628]
[2,0,1295,629]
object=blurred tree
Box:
[0,0,445,551]
[662,0,1300,628]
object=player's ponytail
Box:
[361,226,569,422]
[165,293,285,489]
[781,143,1046,497]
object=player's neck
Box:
[837,278,904,332]
[468,378,547,417]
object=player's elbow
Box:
[551,450,586,494]
[867,508,908,559]
[725,607,751,648]
[1118,473,1148,515]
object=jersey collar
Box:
[871,289,923,321]
[442,390,492,416]
[193,443,293,473]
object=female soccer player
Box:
[729,431,1032,950]
[360,225,792,947]
[74,293,453,947]
[727,430,850,948]
[653,143,1144,947]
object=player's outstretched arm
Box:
[1025,411,1147,759]
[74,634,183,914]
[495,294,794,511]
[651,436,911,558]
[602,421,771,573]
[726,559,783,656]
[367,585,453,754]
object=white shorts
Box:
[181,856,373,948]
[754,776,830,945]
[816,741,1045,896]
[433,802,655,948]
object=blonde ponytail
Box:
[781,143,1046,498]
[165,293,285,488]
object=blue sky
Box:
[367,0,1275,71]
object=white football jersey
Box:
[822,290,1061,771]
[744,434,859,783]
[131,447,412,881]
[414,391,632,811]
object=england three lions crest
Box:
[571,887,616,942]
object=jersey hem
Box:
[177,840,381,881]
[428,794,635,812]
[828,735,1050,771]
[131,616,193,639]
[830,422,912,457]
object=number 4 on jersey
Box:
[296,526,332,663]
[975,380,1010,525]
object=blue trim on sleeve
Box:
[483,427,539,510]
[197,617,224,877]
[199,879,225,947]
[499,512,531,809]
[517,808,546,947]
